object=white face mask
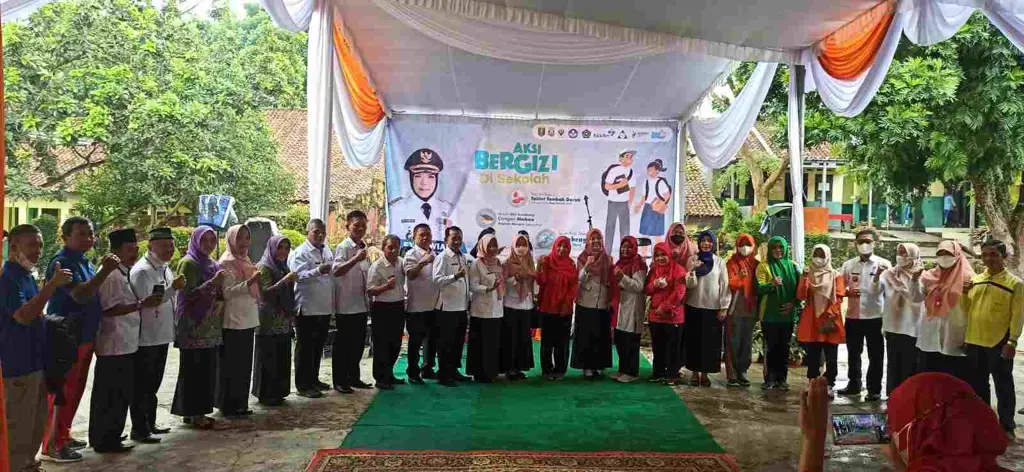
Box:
[15,252,35,270]
[897,255,913,268]
[812,257,827,268]
[514,246,529,257]
[936,255,956,269]
[858,243,874,255]
[738,246,752,257]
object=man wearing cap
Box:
[601,150,637,251]
[90,229,161,453]
[129,227,185,442]
[390,148,453,243]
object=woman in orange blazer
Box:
[797,244,846,399]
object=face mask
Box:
[514,246,528,257]
[738,246,752,257]
[897,256,913,268]
[812,257,827,268]
[15,252,34,270]
[670,234,684,245]
[858,243,874,255]
[936,255,956,269]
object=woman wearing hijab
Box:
[684,231,731,387]
[252,235,298,406]
[915,240,973,380]
[610,236,648,383]
[726,233,758,387]
[501,233,536,380]
[880,243,925,395]
[796,244,846,397]
[172,226,227,429]
[756,236,800,390]
[665,222,696,267]
[469,227,496,260]
[467,234,504,383]
[645,242,687,384]
[537,237,578,380]
[214,224,261,417]
[572,229,614,379]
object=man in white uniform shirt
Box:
[91,229,161,452]
[332,211,374,394]
[129,227,184,442]
[838,228,891,402]
[432,226,472,387]
[287,219,335,399]
[601,150,637,251]
[403,224,439,384]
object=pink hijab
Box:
[219,225,259,299]
[918,240,974,318]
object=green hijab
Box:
[767,236,799,302]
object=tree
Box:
[3,0,302,229]
[713,147,789,213]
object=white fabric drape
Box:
[260,0,315,32]
[686,62,778,170]
[307,0,334,220]
[788,65,806,266]
[376,0,797,64]
[330,45,389,169]
[905,0,974,45]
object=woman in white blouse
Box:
[216,224,261,416]
[467,234,504,383]
[878,243,924,395]
[610,236,648,383]
[914,240,974,381]
[366,235,407,390]
[684,230,731,387]
[501,233,536,380]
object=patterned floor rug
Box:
[306,449,740,472]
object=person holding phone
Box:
[572,229,614,380]
[536,237,578,380]
[252,235,298,406]
[915,240,973,381]
[366,235,408,390]
[796,244,846,399]
[467,235,504,384]
[725,233,758,387]
[756,236,800,390]
[645,242,686,385]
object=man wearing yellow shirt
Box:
[965,240,1023,438]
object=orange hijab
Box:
[727,233,758,310]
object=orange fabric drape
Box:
[817,0,896,80]
[332,18,385,128]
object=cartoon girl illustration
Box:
[635,159,672,256]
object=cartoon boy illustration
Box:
[601,149,637,250]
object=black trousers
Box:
[966,340,1017,432]
[406,310,435,377]
[649,322,682,379]
[333,314,368,388]
[614,329,642,377]
[467,317,502,381]
[501,307,535,373]
[540,314,572,375]
[171,347,218,417]
[803,343,838,386]
[762,322,793,384]
[917,350,967,381]
[422,313,440,371]
[215,328,255,414]
[437,311,469,382]
[130,344,168,438]
[294,315,330,390]
[845,318,884,394]
[371,302,406,385]
[89,353,134,448]
[885,332,918,395]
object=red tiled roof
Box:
[265,109,384,203]
[25,145,106,192]
[746,123,841,162]
[685,161,722,217]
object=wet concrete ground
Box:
[39,344,1024,471]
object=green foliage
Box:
[3,0,302,229]
[280,229,306,251]
[280,204,311,233]
[717,200,767,252]
[713,150,780,194]
[33,214,60,270]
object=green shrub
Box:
[717,200,767,253]
[279,204,310,233]
[33,214,61,271]
[281,229,305,251]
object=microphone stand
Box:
[583,195,594,230]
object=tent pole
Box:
[307,0,334,222]
[788,64,806,265]
[675,121,687,223]
[868,185,874,226]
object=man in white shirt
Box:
[601,150,637,251]
[403,224,439,384]
[332,211,374,394]
[91,229,161,453]
[287,219,335,398]
[838,228,891,401]
[129,227,184,441]
[432,226,472,387]
[367,235,407,390]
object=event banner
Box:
[385,114,678,254]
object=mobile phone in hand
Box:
[152,284,165,297]
[832,413,890,445]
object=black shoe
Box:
[67,438,88,451]
[865,392,882,402]
[353,380,374,389]
[439,379,458,387]
[421,369,437,379]
[391,377,407,385]
[377,383,395,390]
[453,372,472,382]
[130,435,161,444]
[315,381,331,391]
[93,443,135,454]
[514,371,528,380]
[150,426,171,435]
[837,385,862,396]
[409,376,425,385]
[334,385,355,394]
[298,389,324,398]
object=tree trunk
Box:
[973,179,1023,276]
[912,198,926,232]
